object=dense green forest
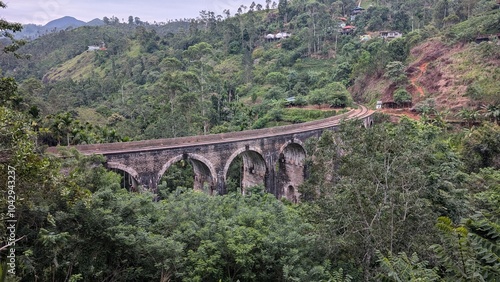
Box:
[1,0,500,280]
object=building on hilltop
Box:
[360,34,372,41]
[264,32,291,41]
[380,31,403,40]
[265,34,275,40]
[350,2,365,21]
[275,32,291,39]
[341,25,356,35]
[87,41,107,51]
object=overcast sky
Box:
[2,0,265,25]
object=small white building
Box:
[87,46,101,51]
[380,31,403,39]
[87,42,107,51]
[360,34,371,41]
[275,32,291,39]
[264,32,291,40]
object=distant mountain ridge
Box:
[44,16,86,30]
[14,16,104,40]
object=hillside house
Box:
[87,41,107,51]
[350,6,365,21]
[265,34,275,40]
[275,32,291,39]
[284,96,296,106]
[475,33,500,43]
[338,17,347,28]
[341,25,356,35]
[87,46,100,51]
[264,32,291,41]
[360,34,371,41]
[380,31,403,39]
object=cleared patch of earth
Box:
[351,37,500,114]
[378,108,421,122]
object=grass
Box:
[294,58,335,72]
[451,43,500,104]
[76,107,108,126]
[255,107,339,129]
[43,51,96,82]
[281,108,337,123]
[127,41,141,58]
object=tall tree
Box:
[278,0,289,26]
[0,2,26,58]
[302,119,466,279]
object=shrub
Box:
[393,88,412,105]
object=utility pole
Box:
[121,83,124,104]
[335,33,338,56]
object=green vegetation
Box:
[1,0,498,140]
[1,0,500,281]
[393,88,412,105]
[282,108,339,123]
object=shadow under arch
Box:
[277,140,306,202]
[223,146,268,195]
[157,153,217,194]
[106,162,141,192]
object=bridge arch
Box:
[157,153,217,194]
[277,140,306,202]
[223,146,268,194]
[278,139,306,158]
[106,162,141,192]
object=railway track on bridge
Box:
[47,104,372,156]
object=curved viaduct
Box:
[48,105,373,201]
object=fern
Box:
[431,215,500,281]
[376,250,441,282]
[329,268,353,282]
[467,214,500,280]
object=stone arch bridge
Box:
[48,105,373,201]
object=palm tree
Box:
[51,112,74,145]
[457,108,480,127]
[483,104,500,124]
[432,110,449,129]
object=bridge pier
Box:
[364,115,374,128]
[216,171,226,195]
[137,172,158,194]
[265,152,277,196]
[240,150,268,194]
[189,157,215,194]
[275,141,306,202]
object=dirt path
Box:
[379,108,420,121]
[286,105,352,111]
[410,62,428,97]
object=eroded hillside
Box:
[352,37,500,114]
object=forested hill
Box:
[1,0,500,145]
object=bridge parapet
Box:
[47,105,371,156]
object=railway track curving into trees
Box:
[47,104,373,156]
